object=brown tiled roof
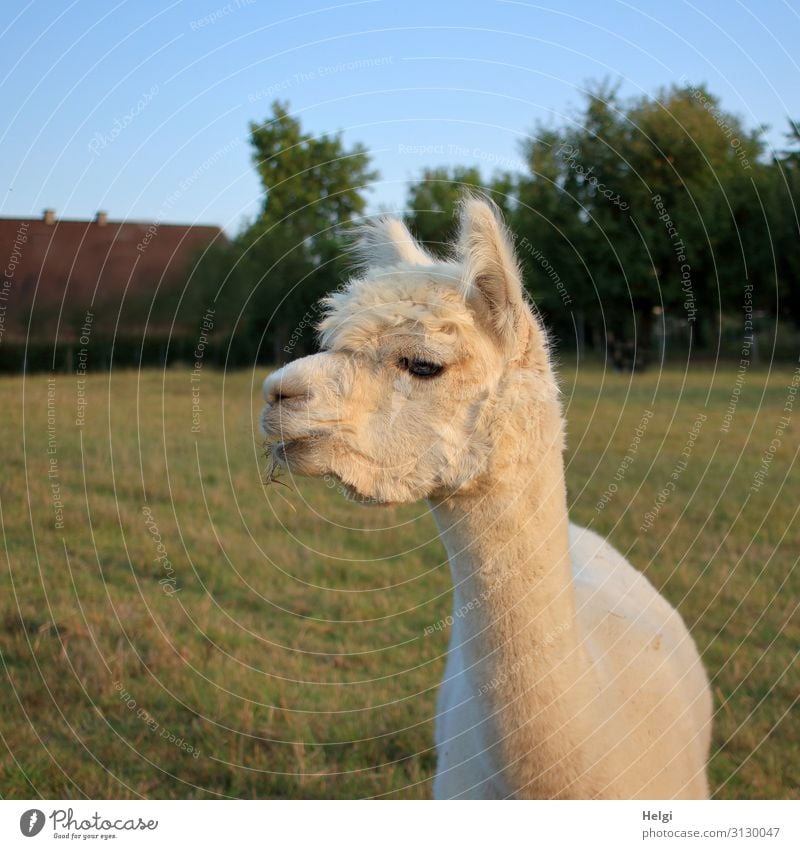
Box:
[0,212,226,341]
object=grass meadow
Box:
[0,362,797,799]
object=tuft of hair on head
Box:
[346,215,433,271]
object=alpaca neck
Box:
[429,395,608,798]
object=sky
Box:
[2,0,799,235]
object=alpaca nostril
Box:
[263,367,312,405]
[268,386,309,405]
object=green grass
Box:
[0,363,797,799]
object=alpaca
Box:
[261,197,712,799]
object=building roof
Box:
[0,211,226,341]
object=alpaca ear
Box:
[352,216,433,268]
[457,196,530,354]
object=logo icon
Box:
[19,809,45,837]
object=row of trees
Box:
[181,85,799,370]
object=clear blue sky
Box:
[3,0,798,235]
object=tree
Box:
[191,102,377,363]
[621,84,766,356]
[515,84,635,361]
[513,82,766,368]
[766,121,800,329]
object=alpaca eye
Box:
[399,357,444,378]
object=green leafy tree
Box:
[766,121,800,329]
[514,82,766,368]
[621,84,766,356]
[514,85,634,360]
[190,101,377,363]
[245,102,377,359]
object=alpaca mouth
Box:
[265,433,325,475]
[270,436,310,459]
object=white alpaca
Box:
[261,198,712,799]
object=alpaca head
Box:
[261,197,558,504]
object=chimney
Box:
[95,210,108,227]
[43,209,55,225]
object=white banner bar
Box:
[1,800,797,848]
